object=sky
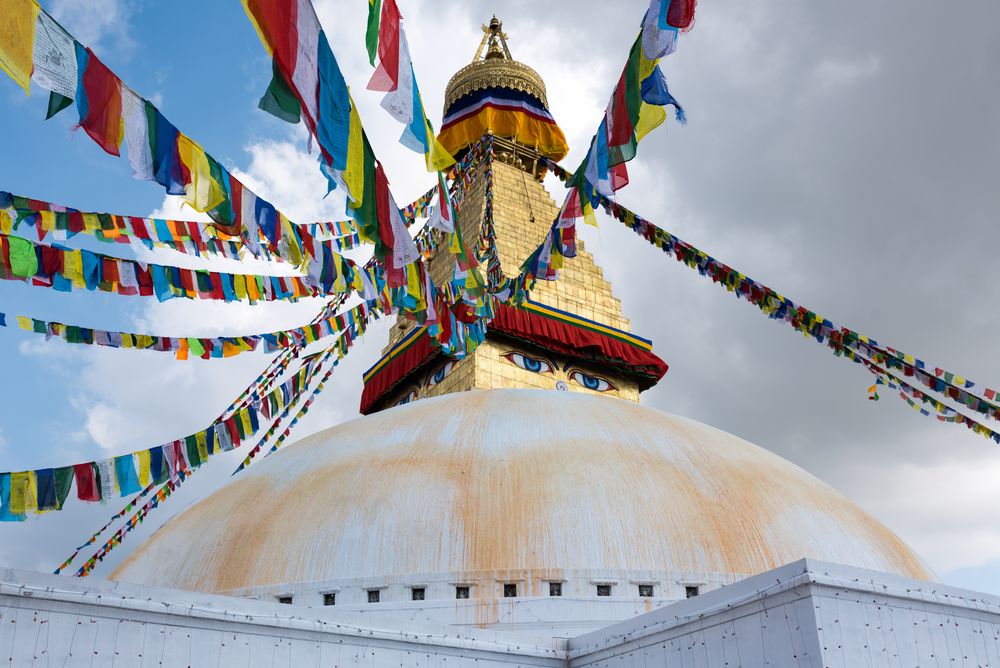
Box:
[1,0,999,593]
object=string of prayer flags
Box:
[74,470,192,577]
[2,191,249,261]
[241,0,443,286]
[845,347,1000,444]
[543,157,1000,444]
[235,297,379,475]
[366,0,455,171]
[0,232,332,304]
[57,294,352,574]
[0,355,325,523]
[53,482,156,573]
[1,1,354,277]
[0,300,375,360]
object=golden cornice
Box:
[443,58,548,113]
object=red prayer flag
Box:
[666,0,697,30]
[374,162,406,287]
[367,0,401,92]
[74,463,100,501]
[79,48,125,156]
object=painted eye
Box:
[428,361,455,387]
[395,389,418,406]
[503,352,553,374]
[569,371,616,392]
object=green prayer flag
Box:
[188,337,206,357]
[366,0,382,66]
[258,60,301,124]
[54,467,74,509]
[6,236,38,277]
[45,92,73,120]
[185,434,202,468]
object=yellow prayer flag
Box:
[9,471,37,514]
[0,209,12,234]
[239,409,253,436]
[344,94,365,207]
[0,0,39,94]
[635,102,667,143]
[582,197,598,228]
[82,213,101,234]
[39,210,55,234]
[279,214,304,268]
[176,134,226,213]
[232,274,248,301]
[422,116,455,172]
[16,316,32,331]
[136,450,151,487]
[63,249,85,287]
[195,430,208,463]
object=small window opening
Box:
[685,585,700,598]
[549,582,562,597]
[322,593,336,606]
[411,587,425,601]
[455,586,470,599]
[503,583,517,598]
[367,589,380,603]
[277,595,293,605]
[638,584,654,598]
[596,585,612,597]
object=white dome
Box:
[112,389,931,593]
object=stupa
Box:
[10,18,1000,667]
[107,19,932,638]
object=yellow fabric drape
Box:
[437,107,569,161]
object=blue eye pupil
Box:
[524,358,542,372]
[581,375,600,390]
[434,369,446,382]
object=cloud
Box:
[47,0,133,54]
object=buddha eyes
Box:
[395,389,418,406]
[428,361,455,387]
[503,352,553,374]
[569,370,616,392]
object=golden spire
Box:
[444,16,548,111]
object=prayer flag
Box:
[114,455,141,496]
[35,467,57,511]
[365,0,382,65]
[32,9,76,98]
[177,134,226,212]
[53,466,73,509]
[122,86,153,180]
[0,0,39,94]
[367,0,400,92]
[0,473,25,521]
[73,462,100,501]
[74,44,125,156]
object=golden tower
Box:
[360,18,667,414]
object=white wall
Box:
[0,568,565,668]
[569,559,1000,668]
[7,561,1000,667]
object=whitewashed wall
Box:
[569,559,1000,668]
[0,568,565,667]
[6,561,1000,667]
